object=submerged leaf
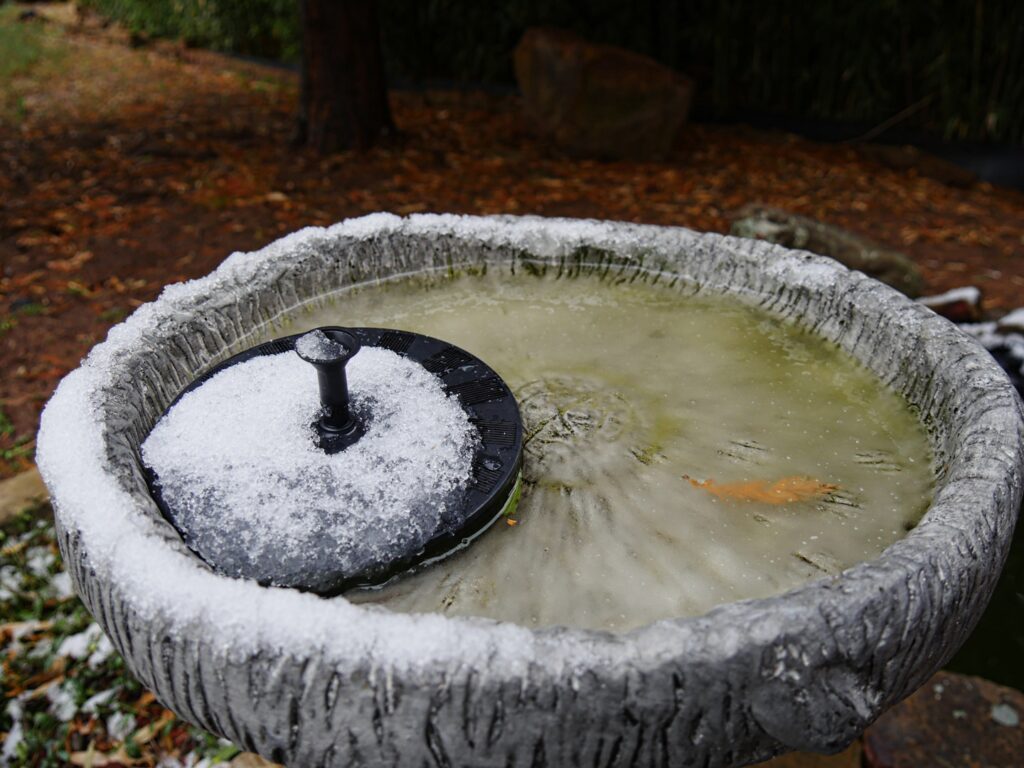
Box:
[683,474,839,504]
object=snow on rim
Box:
[36,213,1024,678]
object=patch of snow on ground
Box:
[997,308,1024,333]
[50,570,74,599]
[0,566,21,597]
[107,711,137,741]
[82,689,116,714]
[57,622,113,668]
[959,319,1024,378]
[25,547,55,577]
[1,698,25,766]
[918,286,981,307]
[46,681,78,722]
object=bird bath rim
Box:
[36,214,1024,763]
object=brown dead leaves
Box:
[684,474,838,504]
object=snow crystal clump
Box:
[918,286,982,307]
[2,698,25,763]
[57,623,115,668]
[107,711,137,741]
[141,346,477,590]
[82,689,115,714]
[50,570,74,599]
[46,682,78,722]
[295,329,348,362]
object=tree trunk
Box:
[298,0,394,152]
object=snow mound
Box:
[142,347,477,591]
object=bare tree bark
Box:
[297,0,395,152]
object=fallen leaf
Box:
[133,709,175,745]
[684,474,839,504]
[47,251,94,272]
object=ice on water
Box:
[141,346,477,591]
[295,329,348,362]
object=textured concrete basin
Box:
[37,215,1024,766]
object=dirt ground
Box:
[2,5,1024,478]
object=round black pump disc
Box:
[143,326,523,595]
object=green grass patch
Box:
[0,6,46,80]
[99,306,128,322]
[13,302,49,317]
[0,6,69,123]
[0,405,14,439]
[0,404,34,473]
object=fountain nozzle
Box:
[295,327,365,453]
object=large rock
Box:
[730,204,925,297]
[513,28,693,160]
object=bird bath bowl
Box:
[37,215,1024,766]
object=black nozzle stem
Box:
[295,327,363,452]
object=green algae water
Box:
[283,268,934,631]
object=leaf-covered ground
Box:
[0,507,250,767]
[3,4,1024,480]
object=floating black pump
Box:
[294,327,365,453]
[144,326,523,595]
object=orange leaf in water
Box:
[683,474,838,504]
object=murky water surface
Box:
[281,268,934,631]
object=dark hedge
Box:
[80,1,1024,144]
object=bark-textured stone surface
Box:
[862,671,1023,767]
[730,204,925,297]
[514,28,693,159]
[37,215,1024,767]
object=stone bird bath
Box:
[37,215,1024,766]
